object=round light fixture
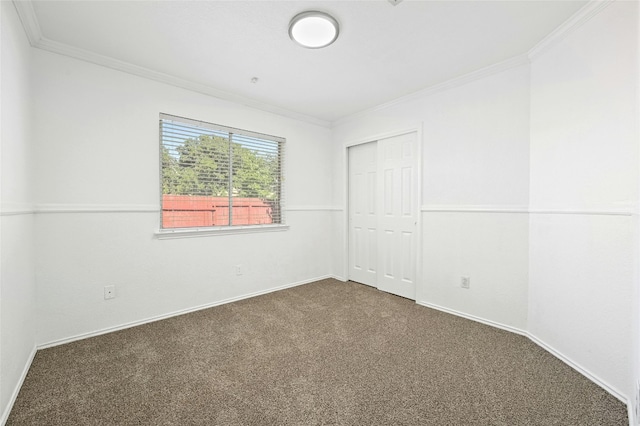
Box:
[289,11,339,49]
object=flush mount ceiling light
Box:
[289,11,339,49]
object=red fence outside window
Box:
[162,195,273,228]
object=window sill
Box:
[155,224,289,240]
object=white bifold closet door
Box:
[348,141,378,287]
[348,132,418,300]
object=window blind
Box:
[160,113,285,229]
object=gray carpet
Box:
[8,279,628,425]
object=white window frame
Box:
[155,113,288,239]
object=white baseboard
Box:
[16,281,633,424]
[330,275,348,282]
[526,333,627,404]
[416,300,527,336]
[417,299,628,409]
[0,345,37,426]
[38,275,332,349]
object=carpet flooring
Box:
[8,279,628,425]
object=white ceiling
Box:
[28,0,587,124]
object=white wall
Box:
[32,49,334,345]
[529,0,638,402]
[0,2,37,423]
[331,0,640,411]
[3,0,638,422]
[332,63,531,331]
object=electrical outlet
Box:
[461,276,470,289]
[235,264,243,276]
[104,285,115,300]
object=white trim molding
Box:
[284,206,343,212]
[334,0,615,127]
[528,0,615,60]
[19,204,635,217]
[421,205,529,214]
[12,1,330,129]
[527,333,626,404]
[421,205,634,217]
[0,345,37,426]
[0,207,35,217]
[37,275,331,349]
[417,300,627,405]
[529,208,634,217]
[35,204,159,214]
[333,55,529,128]
[13,0,615,130]
[417,301,527,336]
[38,205,343,213]
[12,0,41,46]
[343,126,422,148]
[3,204,348,216]
[155,224,289,239]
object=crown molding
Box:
[332,54,530,128]
[12,0,42,46]
[527,0,615,60]
[12,0,615,129]
[34,38,331,128]
[12,1,330,129]
[331,0,616,128]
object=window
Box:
[159,113,284,231]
